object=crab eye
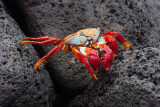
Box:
[95,27,100,36]
[80,32,85,36]
[97,27,100,31]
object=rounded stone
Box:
[0,1,55,106]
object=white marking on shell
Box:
[61,44,65,50]
[84,41,89,46]
[95,36,106,48]
[65,35,87,45]
[80,32,85,36]
[79,47,87,56]
[92,27,101,42]
[87,37,92,40]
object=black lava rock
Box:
[0,1,55,106]
[15,0,160,97]
[70,47,160,107]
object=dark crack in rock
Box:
[69,47,160,107]
[0,1,55,107]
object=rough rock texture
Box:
[15,0,160,96]
[2,0,160,106]
[70,47,160,107]
[146,0,160,36]
[0,1,55,107]
[20,0,160,49]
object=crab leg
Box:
[70,46,98,80]
[104,31,130,51]
[33,43,65,72]
[24,36,50,41]
[107,37,118,60]
[21,36,63,46]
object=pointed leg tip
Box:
[123,41,130,51]
[112,54,116,61]
[20,42,24,46]
[24,37,31,40]
[91,73,98,81]
[20,41,29,45]
[93,74,98,81]
[34,66,38,72]
[126,47,130,51]
[105,68,109,71]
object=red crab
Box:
[21,28,130,80]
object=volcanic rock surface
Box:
[0,1,55,106]
[13,0,160,97]
[1,0,160,106]
[69,47,160,107]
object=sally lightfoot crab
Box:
[21,27,130,80]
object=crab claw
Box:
[71,46,98,80]
[79,47,100,73]
[100,44,113,70]
[88,49,100,73]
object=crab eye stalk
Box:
[92,27,100,42]
[97,27,100,32]
[80,32,85,36]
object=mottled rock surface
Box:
[16,0,160,96]
[20,0,160,49]
[1,0,160,106]
[70,47,160,107]
[0,1,55,106]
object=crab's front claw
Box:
[79,47,100,73]
[100,44,113,70]
[88,49,100,73]
[71,46,99,80]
